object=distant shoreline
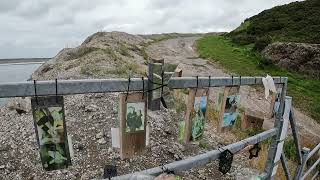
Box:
[0,58,50,64]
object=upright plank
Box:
[218,86,240,132]
[173,69,183,98]
[184,89,209,144]
[119,92,147,159]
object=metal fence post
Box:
[289,110,302,165]
[281,152,291,180]
[295,147,310,179]
[262,78,289,179]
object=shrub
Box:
[258,57,273,69]
[230,35,256,45]
[253,36,272,52]
[66,47,99,60]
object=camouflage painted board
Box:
[31,96,71,171]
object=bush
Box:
[230,35,256,45]
[258,57,273,69]
[253,36,272,52]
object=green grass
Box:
[196,35,320,121]
[283,138,298,162]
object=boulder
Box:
[7,97,31,114]
[262,42,320,79]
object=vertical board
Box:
[268,85,282,118]
[111,128,120,148]
[184,89,209,143]
[148,62,163,111]
[218,86,241,132]
[119,92,147,159]
[271,97,292,178]
[31,96,71,171]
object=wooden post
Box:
[218,86,240,132]
[184,89,209,144]
[151,58,164,64]
[147,59,164,111]
[119,92,147,159]
[174,68,182,77]
[173,69,183,98]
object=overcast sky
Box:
[0,0,300,58]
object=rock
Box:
[7,97,31,114]
[0,165,5,169]
[85,104,98,112]
[262,42,320,78]
[98,138,107,144]
[96,132,104,139]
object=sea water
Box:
[0,62,42,106]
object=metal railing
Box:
[297,144,320,180]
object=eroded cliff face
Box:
[262,42,320,79]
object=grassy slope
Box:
[196,35,320,121]
[229,0,320,44]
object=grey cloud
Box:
[147,0,183,10]
[0,1,21,13]
[0,0,302,58]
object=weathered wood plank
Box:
[119,92,147,159]
[184,89,208,144]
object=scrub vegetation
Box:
[196,35,320,122]
[228,0,320,49]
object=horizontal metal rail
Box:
[307,143,320,160]
[0,78,148,98]
[0,76,287,98]
[112,128,278,180]
[167,76,287,89]
[311,171,319,180]
[302,157,320,180]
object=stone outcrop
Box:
[262,42,320,79]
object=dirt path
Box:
[147,36,320,143]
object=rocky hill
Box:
[32,31,149,80]
[262,42,320,79]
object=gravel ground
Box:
[0,93,258,180]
